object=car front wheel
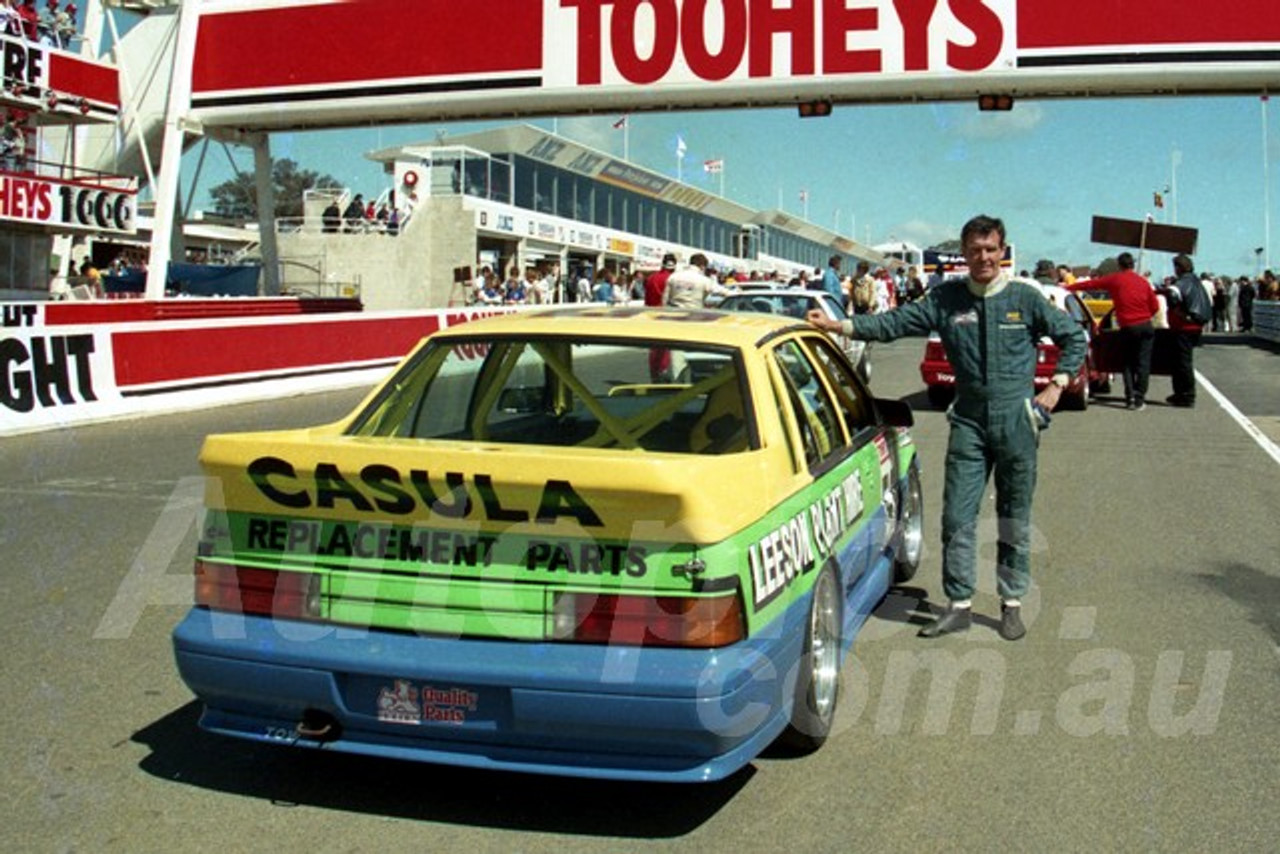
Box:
[894,465,924,583]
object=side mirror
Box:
[875,397,914,428]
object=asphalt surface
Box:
[1,333,1277,853]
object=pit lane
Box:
[1,335,1277,852]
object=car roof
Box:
[431,306,808,347]
[721,288,823,299]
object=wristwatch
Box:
[1051,373,1071,389]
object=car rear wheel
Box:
[927,385,954,409]
[779,564,842,752]
[894,465,924,583]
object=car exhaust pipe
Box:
[295,709,341,742]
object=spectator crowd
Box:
[456,245,1280,341]
[2,0,80,49]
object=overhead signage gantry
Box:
[0,32,130,237]
[144,0,1280,298]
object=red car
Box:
[920,281,1110,410]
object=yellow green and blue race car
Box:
[172,307,923,782]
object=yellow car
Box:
[1076,289,1116,329]
[173,307,922,782]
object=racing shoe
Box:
[918,604,971,638]
[999,602,1026,641]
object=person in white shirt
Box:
[664,253,729,308]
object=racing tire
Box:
[926,385,954,409]
[779,564,842,753]
[894,465,924,584]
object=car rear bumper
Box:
[920,363,954,387]
[173,602,807,783]
[172,543,897,782]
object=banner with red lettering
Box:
[187,0,1280,130]
[0,172,136,234]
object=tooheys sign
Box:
[0,174,136,234]
[187,0,1280,130]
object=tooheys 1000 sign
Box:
[186,0,1280,130]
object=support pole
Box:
[144,1,201,300]
[250,133,281,295]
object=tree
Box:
[208,158,343,220]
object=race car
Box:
[920,279,1109,410]
[173,307,923,783]
[716,287,871,382]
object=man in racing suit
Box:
[809,215,1086,640]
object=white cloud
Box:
[886,219,959,248]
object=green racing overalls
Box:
[844,276,1086,602]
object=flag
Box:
[612,115,628,129]
[703,158,723,174]
[799,189,808,203]
[1153,191,1164,209]
[676,135,687,159]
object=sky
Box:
[187,95,1279,280]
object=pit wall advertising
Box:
[0,304,502,436]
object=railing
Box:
[277,214,410,236]
[1254,300,1280,344]
[278,257,361,301]
[0,155,137,187]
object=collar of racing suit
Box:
[966,271,1009,299]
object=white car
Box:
[717,288,871,382]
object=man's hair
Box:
[1117,252,1136,270]
[690,253,709,268]
[960,214,1006,248]
[1173,253,1195,275]
[829,255,842,267]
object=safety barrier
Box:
[1253,300,1280,344]
[1,299,508,437]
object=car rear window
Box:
[347,336,755,454]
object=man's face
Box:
[962,230,1004,285]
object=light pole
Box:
[1263,95,1272,270]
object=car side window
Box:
[772,339,847,470]
[822,295,850,322]
[804,335,875,434]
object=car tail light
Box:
[194,560,320,619]
[1039,343,1059,365]
[551,592,745,648]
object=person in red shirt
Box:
[645,253,677,380]
[18,0,38,41]
[1068,252,1160,410]
[645,253,676,306]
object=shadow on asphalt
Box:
[1197,562,1280,648]
[132,702,751,836]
